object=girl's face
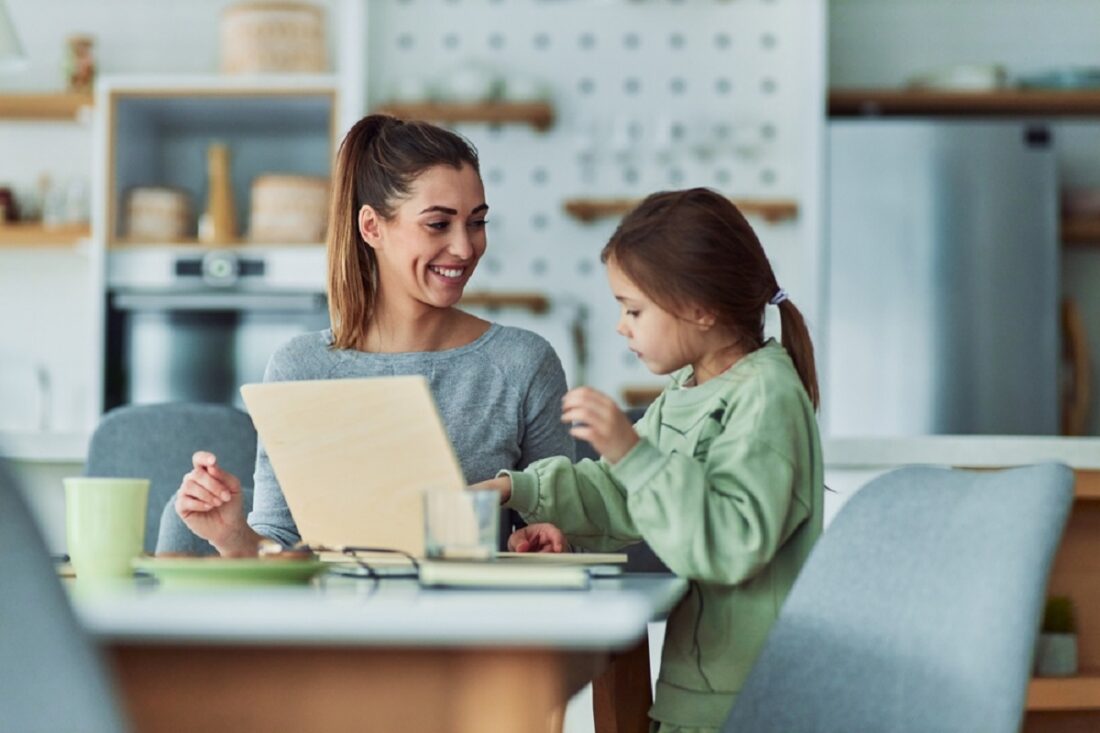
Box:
[607,258,709,376]
[364,163,488,311]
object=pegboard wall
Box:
[364,0,824,401]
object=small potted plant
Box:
[1035,596,1078,677]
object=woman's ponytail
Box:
[328,118,381,349]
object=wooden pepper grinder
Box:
[199,142,238,245]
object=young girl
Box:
[476,187,824,732]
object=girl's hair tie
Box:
[769,288,789,306]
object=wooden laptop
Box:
[240,376,465,556]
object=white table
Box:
[75,574,687,733]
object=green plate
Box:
[133,557,329,588]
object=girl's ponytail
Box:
[776,299,820,410]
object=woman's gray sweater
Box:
[247,324,574,546]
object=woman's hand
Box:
[175,451,254,555]
[561,386,639,463]
[467,475,513,504]
[508,523,568,553]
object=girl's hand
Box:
[508,523,569,553]
[561,386,639,463]
[467,475,512,504]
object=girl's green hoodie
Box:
[503,340,824,729]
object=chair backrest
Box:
[85,403,257,554]
[723,463,1074,733]
[574,406,669,573]
[0,456,128,732]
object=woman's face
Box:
[365,163,488,311]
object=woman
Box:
[173,115,572,556]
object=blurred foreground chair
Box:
[573,406,670,573]
[85,403,257,556]
[0,456,128,732]
[722,463,1074,733]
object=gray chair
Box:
[85,403,257,555]
[574,406,670,573]
[0,456,128,732]
[722,463,1075,733]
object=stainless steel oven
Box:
[105,248,328,409]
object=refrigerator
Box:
[824,120,1060,437]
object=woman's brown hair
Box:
[326,114,480,350]
[601,187,819,408]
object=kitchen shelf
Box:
[373,101,555,132]
[103,81,336,247]
[563,197,799,224]
[460,291,550,314]
[0,223,91,247]
[1028,671,1100,711]
[0,92,94,121]
[108,241,325,253]
[830,88,1100,117]
[1062,217,1100,245]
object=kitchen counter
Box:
[820,436,1100,531]
[5,430,1100,470]
[0,430,89,463]
[825,436,1100,470]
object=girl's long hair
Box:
[326,115,480,350]
[601,188,819,408]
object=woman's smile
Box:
[428,263,470,283]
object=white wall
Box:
[2,0,825,441]
[365,0,825,396]
[830,0,1100,435]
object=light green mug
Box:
[64,477,150,582]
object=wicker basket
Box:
[248,174,329,243]
[125,187,192,242]
[220,2,327,74]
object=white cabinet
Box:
[100,75,339,247]
[94,75,339,412]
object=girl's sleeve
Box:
[503,402,664,552]
[517,344,575,465]
[609,430,811,585]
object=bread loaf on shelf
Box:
[124,186,192,243]
[220,2,328,74]
[248,174,328,243]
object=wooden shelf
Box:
[0,92,93,121]
[563,197,798,224]
[830,88,1100,118]
[108,239,329,249]
[1063,217,1100,245]
[0,223,90,247]
[621,385,663,408]
[460,291,550,314]
[1028,671,1100,711]
[1074,471,1100,501]
[373,101,554,131]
